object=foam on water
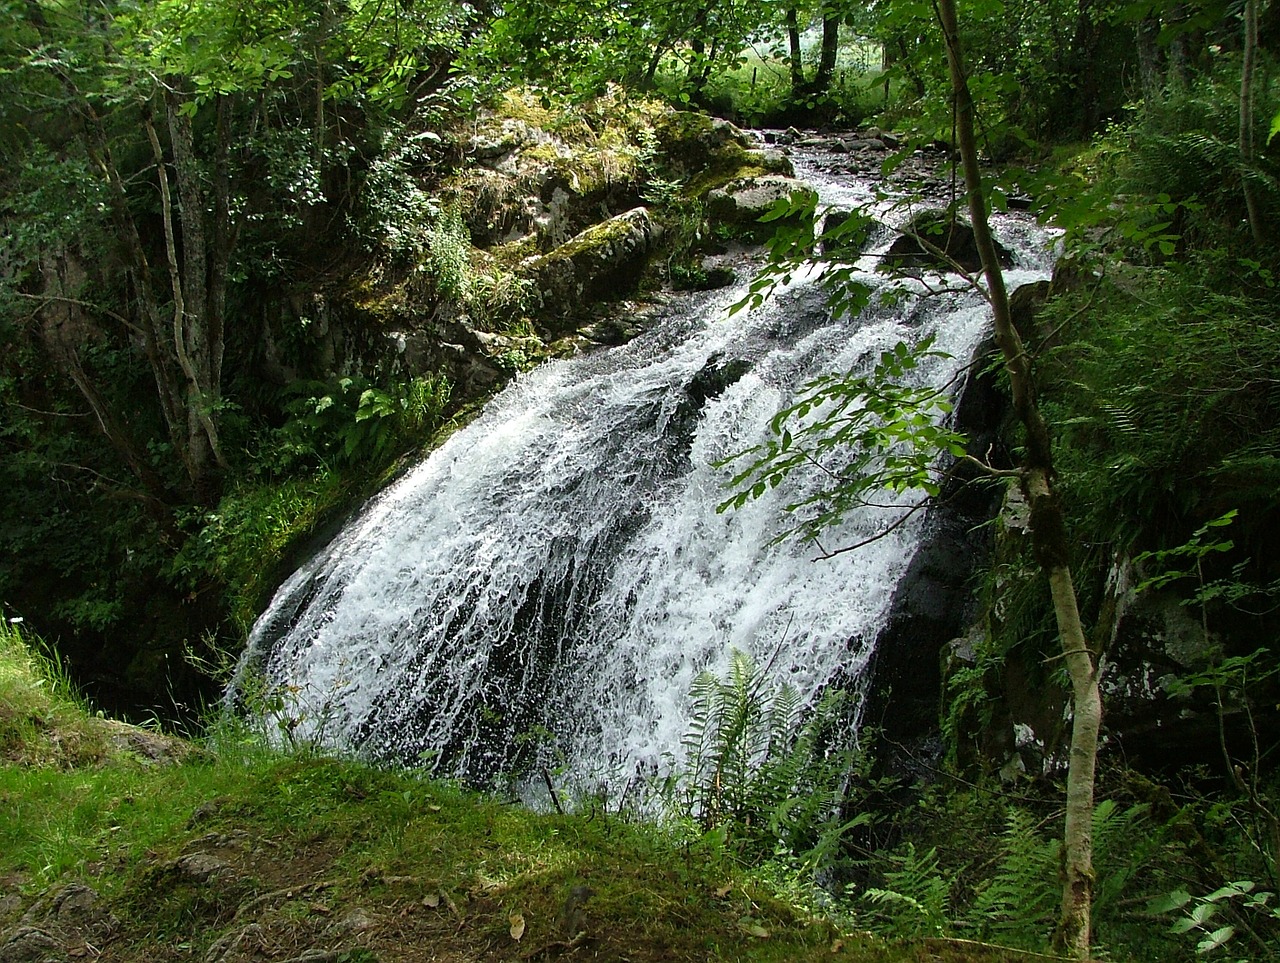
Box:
[238,151,1054,790]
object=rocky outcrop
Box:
[517,208,658,334]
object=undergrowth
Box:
[0,619,1049,963]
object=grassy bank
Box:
[0,617,1059,963]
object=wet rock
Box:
[1099,581,1231,770]
[817,208,880,258]
[578,317,649,345]
[694,259,737,290]
[705,175,818,238]
[661,353,754,465]
[863,127,900,149]
[881,210,1013,276]
[840,137,886,153]
[519,208,658,332]
[1008,279,1052,347]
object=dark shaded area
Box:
[861,338,1008,747]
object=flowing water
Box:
[238,143,1055,794]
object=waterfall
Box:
[237,146,1054,792]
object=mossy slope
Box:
[0,621,1052,963]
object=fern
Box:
[962,800,1155,950]
[858,843,954,938]
[965,808,1060,947]
[669,650,860,869]
[1092,800,1156,918]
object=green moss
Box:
[536,211,643,264]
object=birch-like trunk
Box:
[1240,0,1265,245]
[935,1,1102,956]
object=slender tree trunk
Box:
[1135,16,1163,108]
[1240,0,1266,244]
[1069,0,1104,138]
[813,13,839,94]
[935,0,1101,956]
[1167,4,1192,92]
[146,91,230,499]
[787,6,806,92]
[34,254,173,516]
[897,34,928,98]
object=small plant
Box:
[666,650,866,874]
[857,842,955,939]
[426,206,473,300]
[355,123,443,257]
[274,372,453,471]
[1151,880,1280,958]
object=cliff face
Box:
[260,94,796,408]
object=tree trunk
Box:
[935,0,1102,957]
[1068,0,1104,138]
[1167,4,1192,92]
[813,14,839,94]
[787,6,806,92]
[1240,0,1266,244]
[1135,15,1163,107]
[146,92,230,499]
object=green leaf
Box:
[1195,925,1235,953]
[1189,901,1218,925]
[1148,889,1193,914]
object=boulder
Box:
[518,208,658,332]
[1008,279,1052,348]
[817,207,880,258]
[705,176,818,238]
[881,210,1013,276]
[652,112,753,176]
[653,111,794,195]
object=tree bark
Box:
[1135,15,1163,107]
[786,6,806,93]
[813,13,839,94]
[935,0,1101,957]
[1068,0,1104,138]
[146,92,230,499]
[1240,0,1266,244]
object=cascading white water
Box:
[238,145,1054,791]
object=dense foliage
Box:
[3,0,1280,957]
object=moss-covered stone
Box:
[653,110,794,199]
[517,208,657,334]
[705,175,818,241]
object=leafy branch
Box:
[715,335,968,546]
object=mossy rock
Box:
[517,207,657,334]
[705,175,818,241]
[652,110,794,199]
